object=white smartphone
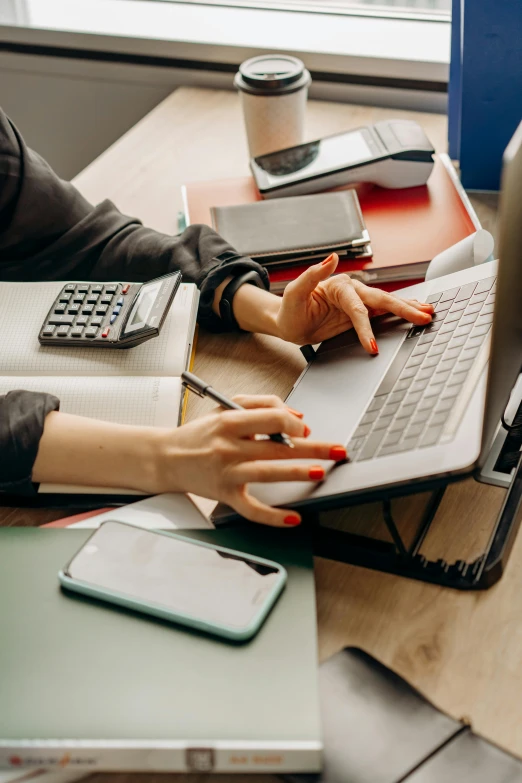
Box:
[59,520,287,641]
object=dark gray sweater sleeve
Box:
[0,107,269,494]
[0,391,60,494]
[0,108,269,330]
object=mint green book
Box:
[0,528,321,774]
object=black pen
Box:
[181,371,294,449]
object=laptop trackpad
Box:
[250,324,409,508]
[286,323,410,445]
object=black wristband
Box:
[219,270,267,331]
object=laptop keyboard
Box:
[348,276,496,462]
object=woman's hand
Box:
[34,398,346,527]
[275,253,434,353]
[153,395,346,527]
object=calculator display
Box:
[132,291,155,325]
[124,282,162,334]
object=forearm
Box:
[32,411,164,492]
[213,276,282,337]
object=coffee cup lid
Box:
[235,55,311,96]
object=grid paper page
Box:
[0,281,197,377]
[0,377,181,428]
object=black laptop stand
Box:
[307,438,522,591]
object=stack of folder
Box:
[182,154,480,294]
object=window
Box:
[159,0,451,20]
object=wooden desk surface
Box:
[3,88,518,781]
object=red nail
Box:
[287,407,304,419]
[303,424,311,437]
[329,446,347,461]
[370,338,379,354]
[309,466,325,480]
[322,253,335,266]
[284,515,301,526]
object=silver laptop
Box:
[248,121,522,513]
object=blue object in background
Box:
[448,0,522,191]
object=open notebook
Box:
[0,281,199,497]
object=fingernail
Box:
[309,466,325,480]
[284,515,301,526]
[322,253,335,266]
[287,407,304,419]
[370,338,379,354]
[303,424,311,437]
[329,446,347,461]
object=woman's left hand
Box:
[275,252,434,353]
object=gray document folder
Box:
[211,190,369,263]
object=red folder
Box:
[182,154,479,292]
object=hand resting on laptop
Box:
[223,253,434,354]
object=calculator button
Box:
[82,304,94,315]
[68,304,80,314]
[96,304,109,315]
[49,315,75,326]
[85,327,98,338]
[42,325,55,336]
[91,316,103,327]
[64,284,76,292]
[105,285,118,294]
[116,296,124,307]
[101,327,110,338]
[59,293,72,303]
[91,284,103,293]
[121,285,130,294]
[77,285,89,293]
[76,315,89,326]
[73,293,86,303]
[54,304,66,314]
[71,327,84,337]
[86,295,99,304]
[56,326,70,337]
[101,295,113,305]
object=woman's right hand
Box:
[151,395,347,527]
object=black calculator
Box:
[38,271,182,349]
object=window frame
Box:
[0,0,451,90]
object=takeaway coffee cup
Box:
[234,54,311,159]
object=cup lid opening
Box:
[237,55,310,91]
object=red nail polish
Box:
[284,515,301,526]
[287,407,304,419]
[303,424,311,437]
[329,446,347,461]
[309,466,325,480]
[322,253,335,266]
[370,338,379,354]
